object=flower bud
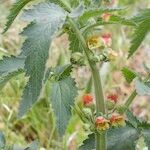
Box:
[109,114,126,127]
[70,52,84,65]
[95,116,110,131]
[106,100,115,110]
[87,36,102,50]
[107,94,118,103]
[82,94,94,107]
[101,33,112,47]
[101,13,111,22]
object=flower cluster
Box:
[95,114,125,131]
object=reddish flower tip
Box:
[101,33,112,46]
[101,13,111,22]
[107,94,118,103]
[83,94,94,106]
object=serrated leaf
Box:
[126,110,140,128]
[0,132,5,149]
[70,4,85,18]
[68,30,83,52]
[135,79,150,96]
[3,0,34,33]
[79,133,95,150]
[0,55,25,76]
[122,67,137,84]
[107,124,140,150]
[131,9,150,23]
[0,56,25,89]
[79,124,140,150]
[79,7,124,23]
[53,64,73,80]
[140,123,150,149]
[18,2,67,117]
[51,77,77,136]
[128,19,150,58]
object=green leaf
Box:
[53,64,73,80]
[70,4,84,18]
[135,79,150,96]
[68,30,83,52]
[51,77,77,136]
[0,132,5,149]
[3,0,34,33]
[79,7,124,23]
[140,123,150,149]
[79,124,140,150]
[0,56,25,89]
[18,2,67,117]
[128,19,150,58]
[107,124,140,150]
[126,110,141,128]
[131,9,150,23]
[79,133,95,150]
[122,67,137,84]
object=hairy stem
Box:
[68,17,106,150]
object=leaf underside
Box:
[18,2,67,117]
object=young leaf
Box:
[135,79,150,96]
[18,2,67,117]
[128,19,150,58]
[0,132,5,149]
[51,77,77,136]
[140,123,150,149]
[122,67,137,84]
[79,133,95,150]
[3,0,34,33]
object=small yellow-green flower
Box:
[109,114,125,127]
[95,116,110,131]
[87,36,102,50]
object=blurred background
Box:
[0,0,150,149]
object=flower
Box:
[107,49,118,61]
[95,116,110,130]
[107,93,118,103]
[109,114,125,127]
[83,94,94,106]
[87,36,101,50]
[101,33,112,46]
[101,13,111,22]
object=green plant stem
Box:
[68,17,106,150]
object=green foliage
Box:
[128,9,150,58]
[135,79,150,96]
[140,123,150,149]
[79,7,124,23]
[68,30,83,52]
[0,56,25,89]
[3,0,34,33]
[128,19,150,58]
[79,124,140,150]
[18,2,67,117]
[51,76,77,136]
[79,133,95,150]
[122,67,137,84]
